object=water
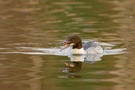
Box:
[0,0,135,90]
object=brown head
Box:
[62,34,83,50]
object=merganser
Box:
[61,34,103,54]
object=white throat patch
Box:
[72,48,86,54]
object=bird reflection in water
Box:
[64,61,82,73]
[60,54,103,78]
[61,61,82,78]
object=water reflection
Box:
[61,61,82,78]
[26,56,43,90]
[60,54,102,78]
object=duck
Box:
[61,34,103,54]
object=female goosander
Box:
[61,34,103,54]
